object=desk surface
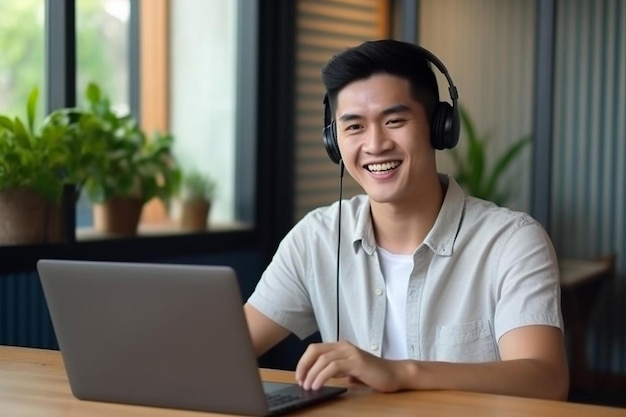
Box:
[559,258,613,287]
[2,346,626,417]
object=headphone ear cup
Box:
[323,121,342,164]
[431,102,460,150]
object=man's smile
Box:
[365,160,401,173]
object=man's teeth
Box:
[367,161,400,172]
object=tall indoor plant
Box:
[449,106,531,206]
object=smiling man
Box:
[244,39,568,400]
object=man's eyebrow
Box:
[381,104,411,115]
[338,113,363,123]
[337,104,412,123]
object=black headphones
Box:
[322,45,460,165]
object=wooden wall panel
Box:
[294,0,389,221]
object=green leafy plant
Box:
[179,170,216,202]
[0,87,65,201]
[40,105,108,198]
[76,83,182,204]
[449,106,531,206]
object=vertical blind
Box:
[552,0,626,374]
[293,0,389,221]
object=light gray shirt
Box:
[248,175,563,362]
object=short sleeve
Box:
[494,216,563,341]
[247,219,319,340]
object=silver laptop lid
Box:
[37,259,270,415]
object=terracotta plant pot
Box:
[93,196,144,237]
[44,185,77,244]
[180,199,211,232]
[0,189,47,245]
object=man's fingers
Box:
[309,357,349,390]
[295,342,334,384]
[303,349,352,390]
[297,341,358,390]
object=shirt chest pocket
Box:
[434,320,498,362]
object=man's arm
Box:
[296,325,569,400]
[402,325,569,399]
[244,303,291,357]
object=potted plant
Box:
[39,98,113,242]
[0,87,67,245]
[76,83,181,236]
[449,106,531,206]
[177,170,216,232]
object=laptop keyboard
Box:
[263,383,347,415]
[266,392,301,408]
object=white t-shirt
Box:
[377,247,413,360]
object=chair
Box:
[559,254,615,393]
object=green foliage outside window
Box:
[0,0,128,118]
[0,0,45,120]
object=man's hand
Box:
[295,340,407,392]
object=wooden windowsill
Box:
[76,219,253,241]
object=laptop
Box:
[37,259,347,416]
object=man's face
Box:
[335,73,437,205]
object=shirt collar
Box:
[422,174,465,257]
[353,198,376,255]
[352,174,466,257]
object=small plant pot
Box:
[180,199,211,232]
[93,196,144,236]
[0,188,47,245]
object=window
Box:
[71,0,257,237]
[76,0,130,112]
[0,0,257,245]
[169,0,255,228]
[75,0,131,229]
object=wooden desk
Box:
[1,346,625,417]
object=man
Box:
[245,39,568,400]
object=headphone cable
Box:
[336,160,344,342]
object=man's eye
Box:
[346,124,362,131]
[386,119,404,125]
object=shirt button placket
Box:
[372,287,383,355]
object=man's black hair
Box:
[321,39,440,122]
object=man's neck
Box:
[370,176,446,255]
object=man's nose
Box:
[363,125,391,154]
